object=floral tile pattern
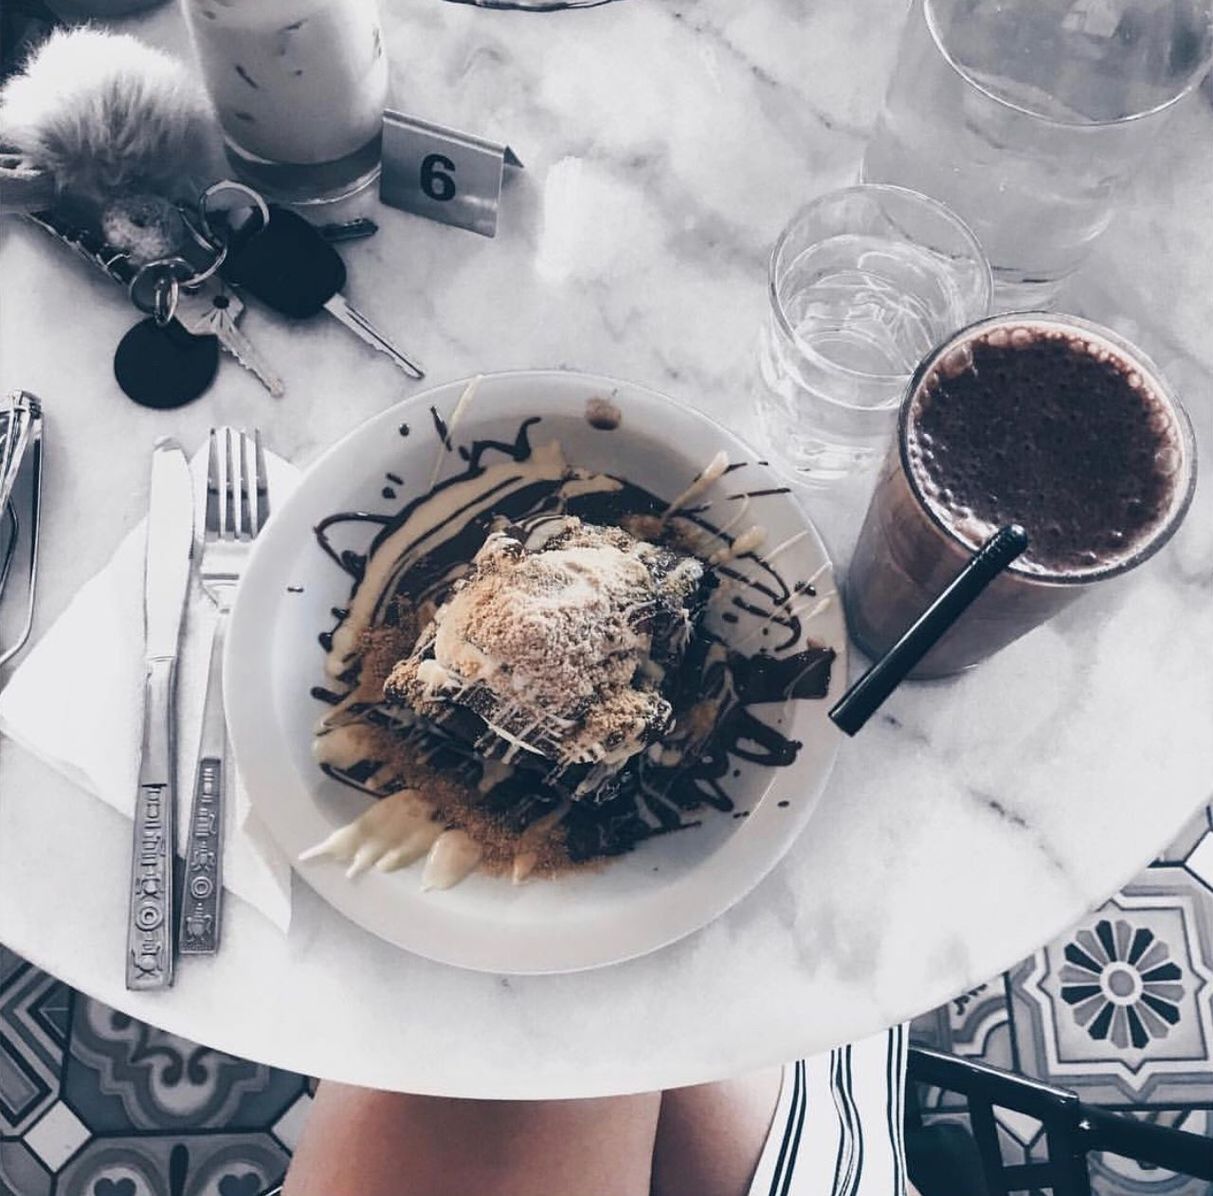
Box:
[4,804,1212,1196]
[911,804,1213,1196]
[1009,865,1213,1107]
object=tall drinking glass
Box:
[845,313,1196,678]
[756,185,991,483]
[863,0,1213,306]
[182,0,389,204]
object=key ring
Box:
[178,240,229,305]
[177,202,233,268]
[128,235,231,325]
[198,179,270,248]
[129,256,196,325]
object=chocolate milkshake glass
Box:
[846,314,1196,678]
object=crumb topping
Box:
[385,518,704,770]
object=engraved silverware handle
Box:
[179,618,227,954]
[126,656,177,990]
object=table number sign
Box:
[380,111,524,238]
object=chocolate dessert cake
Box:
[383,517,711,804]
[307,426,836,891]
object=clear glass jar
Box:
[182,0,389,204]
[49,1,169,14]
[863,0,1213,306]
[755,185,990,483]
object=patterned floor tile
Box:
[1159,804,1213,863]
[0,948,70,1137]
[0,1138,53,1196]
[991,1105,1050,1173]
[64,998,307,1135]
[1009,865,1213,1106]
[1183,835,1213,899]
[23,1100,89,1173]
[52,1132,288,1196]
[910,977,1017,1110]
[4,808,1210,1196]
[269,1092,313,1153]
[1156,802,1213,899]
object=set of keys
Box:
[112,184,424,409]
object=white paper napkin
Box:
[0,447,300,933]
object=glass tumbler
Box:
[756,184,991,483]
[863,0,1213,306]
[845,313,1197,679]
[182,0,389,204]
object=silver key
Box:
[175,278,286,398]
[323,294,425,379]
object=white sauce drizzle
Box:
[323,442,568,682]
[708,525,766,565]
[428,375,482,493]
[560,474,624,499]
[510,804,570,884]
[421,829,484,891]
[299,789,441,877]
[762,529,812,565]
[663,450,729,519]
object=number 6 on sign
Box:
[421,154,457,202]
[380,111,524,238]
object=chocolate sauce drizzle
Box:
[311,416,834,865]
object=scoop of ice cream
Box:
[385,518,705,774]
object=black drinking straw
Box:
[829,524,1029,736]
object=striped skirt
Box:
[748,1024,909,1196]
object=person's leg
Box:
[282,1082,661,1196]
[650,1066,783,1196]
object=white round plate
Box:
[225,371,847,974]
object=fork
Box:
[178,428,270,956]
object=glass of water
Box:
[755,184,991,483]
[863,0,1213,306]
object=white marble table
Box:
[1,0,1211,1099]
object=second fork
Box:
[179,427,269,957]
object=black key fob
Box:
[114,319,220,409]
[222,205,347,319]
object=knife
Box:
[126,439,194,991]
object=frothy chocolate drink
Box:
[846,314,1194,678]
[906,323,1186,577]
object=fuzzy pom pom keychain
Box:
[0,27,212,213]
